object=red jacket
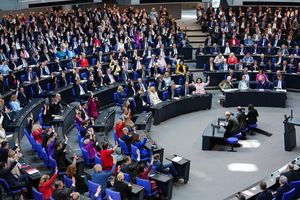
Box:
[80,58,89,67]
[39,173,57,200]
[100,149,114,170]
[32,128,43,144]
[115,122,125,138]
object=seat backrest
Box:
[106,188,121,200]
[79,138,85,149]
[95,154,102,165]
[118,139,129,155]
[49,156,57,173]
[113,130,118,144]
[282,188,296,200]
[131,144,138,160]
[63,175,73,188]
[290,180,300,197]
[38,113,43,126]
[114,92,119,102]
[81,148,90,165]
[0,178,11,193]
[136,177,151,193]
[32,187,44,200]
[162,91,169,101]
[88,180,101,199]
[123,172,131,182]
[41,147,49,166]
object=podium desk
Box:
[166,155,190,184]
[202,120,226,150]
[283,118,300,151]
[149,171,173,199]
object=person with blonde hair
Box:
[7,149,22,179]
[32,123,43,144]
[9,94,22,112]
[148,86,162,105]
[116,85,127,105]
[114,172,132,200]
[39,168,58,200]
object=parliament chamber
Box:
[0,0,300,200]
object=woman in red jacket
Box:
[115,119,125,138]
[39,169,58,200]
[137,157,157,189]
[80,53,89,67]
[31,124,43,144]
[100,142,118,170]
[228,53,238,65]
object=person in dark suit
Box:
[53,180,75,200]
[120,156,140,181]
[222,111,240,138]
[31,77,46,97]
[0,141,9,163]
[0,161,30,192]
[256,76,270,89]
[95,71,105,88]
[273,176,291,200]
[184,71,194,84]
[59,72,68,88]
[246,104,259,125]
[86,74,97,92]
[280,163,300,183]
[0,75,8,94]
[73,79,88,101]
[114,172,132,200]
[236,106,247,137]
[273,72,286,89]
[136,78,147,93]
[121,127,132,152]
[103,69,116,85]
[17,86,29,107]
[256,181,273,200]
[53,141,68,172]
[210,43,220,55]
[126,80,137,97]
[155,74,166,91]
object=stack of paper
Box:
[172,156,182,162]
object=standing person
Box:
[246,104,259,125]
[100,143,118,170]
[114,172,132,200]
[88,93,100,119]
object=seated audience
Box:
[222,111,240,138]
[256,181,273,200]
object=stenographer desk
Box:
[150,93,212,125]
[223,89,287,107]
[202,119,226,150]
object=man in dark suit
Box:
[136,78,147,93]
[184,71,194,84]
[256,181,273,200]
[114,172,132,200]
[155,75,166,91]
[121,128,132,152]
[257,76,270,89]
[222,112,240,138]
[0,141,9,163]
[86,74,97,92]
[273,176,291,200]
[53,180,75,200]
[280,163,300,183]
[73,79,88,101]
[0,75,8,94]
[103,69,116,85]
[17,86,29,107]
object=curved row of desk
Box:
[206,70,300,90]
[224,156,300,200]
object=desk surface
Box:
[166,155,190,165]
[288,118,300,126]
[203,120,226,138]
[149,171,173,183]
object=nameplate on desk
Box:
[241,190,255,197]
[224,89,239,92]
[258,89,264,92]
[172,156,182,163]
[52,115,63,120]
[173,97,180,100]
[276,89,287,93]
[25,168,40,175]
